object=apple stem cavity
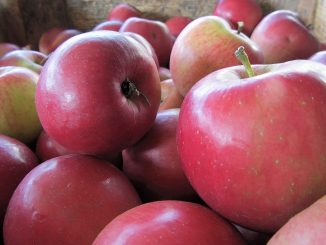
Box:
[234,46,255,77]
[121,78,151,106]
[237,21,244,35]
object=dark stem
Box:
[121,78,151,106]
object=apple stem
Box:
[237,21,244,35]
[234,46,255,77]
[121,78,151,106]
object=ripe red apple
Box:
[0,66,42,144]
[3,154,141,245]
[38,27,81,54]
[107,3,141,22]
[165,15,192,37]
[177,55,326,233]
[0,50,47,74]
[309,50,326,65]
[251,10,320,63]
[0,134,39,228]
[93,200,246,244]
[123,109,196,201]
[36,31,161,157]
[0,43,20,58]
[170,15,263,96]
[159,78,183,111]
[213,0,263,36]
[92,20,123,32]
[267,195,326,245]
[120,17,175,67]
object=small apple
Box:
[158,66,171,81]
[123,108,196,201]
[159,78,183,111]
[38,27,82,54]
[0,43,20,58]
[92,20,123,32]
[3,154,141,245]
[309,50,326,65]
[213,0,263,36]
[93,200,246,244]
[107,3,141,22]
[165,15,192,37]
[0,66,42,144]
[251,10,320,63]
[36,31,161,157]
[0,50,47,74]
[0,134,39,229]
[120,17,175,67]
[170,15,263,96]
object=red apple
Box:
[0,50,47,74]
[0,66,42,144]
[120,17,175,67]
[159,78,183,111]
[123,109,196,201]
[170,15,263,96]
[251,10,320,63]
[309,50,326,65]
[107,3,141,22]
[0,43,20,58]
[36,31,161,157]
[93,200,246,244]
[213,0,263,36]
[0,134,39,228]
[177,56,326,233]
[267,195,326,245]
[92,20,123,32]
[3,154,141,245]
[165,15,193,37]
[38,27,81,54]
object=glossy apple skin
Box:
[123,109,196,201]
[309,50,326,65]
[159,78,183,111]
[120,17,175,67]
[0,134,39,227]
[0,43,20,58]
[177,60,326,233]
[36,31,161,156]
[251,10,320,64]
[0,50,47,74]
[165,16,192,37]
[267,195,326,245]
[38,27,81,54]
[3,154,141,245]
[93,200,246,245]
[107,3,141,22]
[170,15,264,96]
[0,66,42,144]
[213,0,263,36]
[92,20,123,32]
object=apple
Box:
[267,195,326,245]
[123,109,196,201]
[0,43,20,58]
[309,50,326,65]
[120,17,175,67]
[159,78,183,111]
[107,3,141,22]
[177,47,326,233]
[158,66,171,81]
[36,30,161,157]
[92,20,123,32]
[3,154,141,245]
[165,15,192,37]
[38,27,82,54]
[170,15,263,96]
[251,10,320,64]
[93,200,246,244]
[0,50,47,74]
[0,134,39,229]
[213,0,263,36]
[0,66,42,144]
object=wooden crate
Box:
[0,0,325,49]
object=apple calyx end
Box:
[121,78,151,106]
[234,46,255,78]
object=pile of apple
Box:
[1,0,326,244]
